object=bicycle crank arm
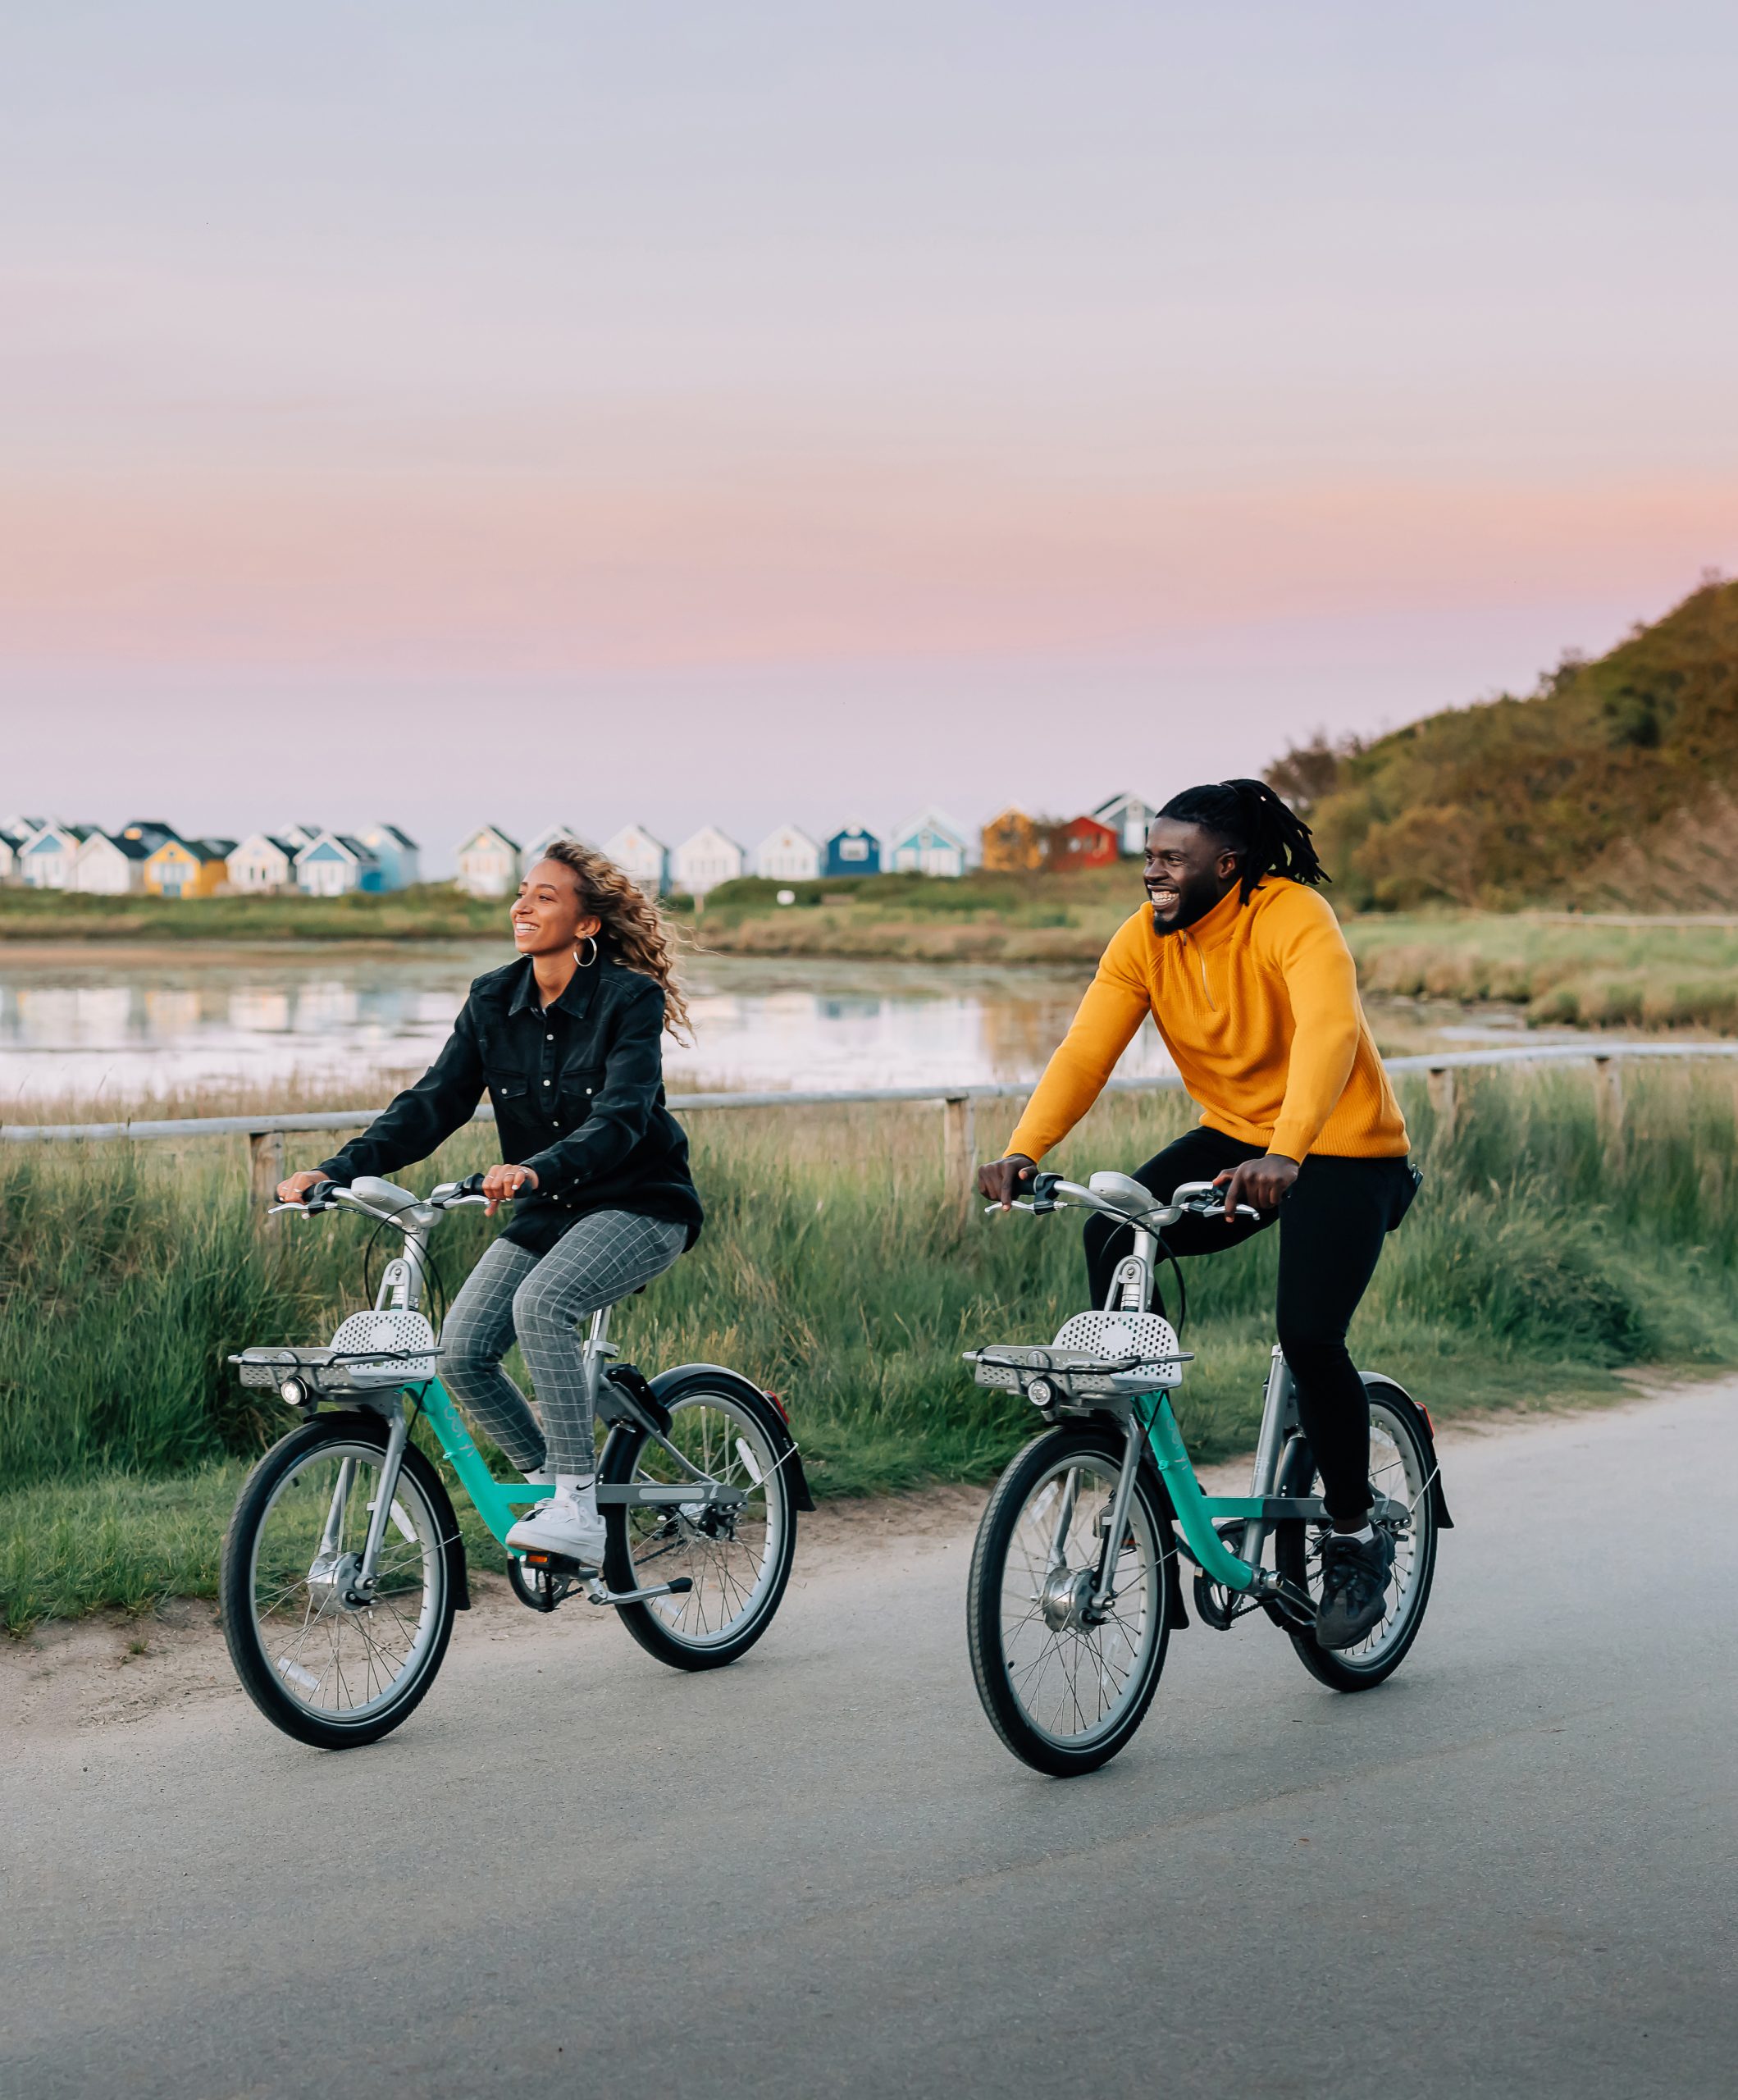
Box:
[583,1575,696,1607]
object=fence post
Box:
[942,1094,977,1216]
[249,1129,285,1222]
[1426,1066,1457,1142]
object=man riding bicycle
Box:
[978,778,1418,1649]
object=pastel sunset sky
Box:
[5,2,1736,865]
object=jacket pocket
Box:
[486,1074,529,1106]
[558,1066,604,1125]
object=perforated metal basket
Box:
[232,1309,439,1395]
[965,1309,1188,1410]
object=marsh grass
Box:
[5,1064,1737,1627]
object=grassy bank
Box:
[1344,914,1738,1029]
[5,1061,1738,1628]
[0,883,503,943]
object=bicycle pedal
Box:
[520,1550,597,1576]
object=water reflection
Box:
[0,945,1553,1110]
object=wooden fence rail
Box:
[4,1040,1737,1216]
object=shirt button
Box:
[542,1079,550,1086]
[586,1086,593,1095]
[546,1034,554,1041]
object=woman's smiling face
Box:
[510,859,601,956]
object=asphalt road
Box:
[5,1388,1735,2100]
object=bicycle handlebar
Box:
[983,1175,1262,1226]
[268,1170,508,1222]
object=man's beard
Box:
[1151,870,1230,935]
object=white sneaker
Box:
[507,1490,607,1566]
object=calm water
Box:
[0,945,1553,1113]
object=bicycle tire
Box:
[1274,1394,1439,1692]
[221,1412,458,1749]
[600,1382,797,1671]
[967,1423,1171,1778]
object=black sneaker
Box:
[1314,1528,1395,1650]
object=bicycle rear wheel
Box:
[1275,1391,1438,1691]
[221,1413,456,1748]
[967,1424,1171,1778]
[602,1381,796,1670]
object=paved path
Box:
[5,1389,1735,2099]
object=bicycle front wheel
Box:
[220,1413,456,1749]
[967,1424,1172,1778]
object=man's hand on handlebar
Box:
[977,1153,1038,1211]
[276,1170,335,1206]
[1213,1153,1299,1220]
[481,1163,539,1216]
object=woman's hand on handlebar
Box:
[276,1169,333,1206]
[1213,1153,1298,1219]
[481,1162,540,1216]
[977,1154,1038,1211]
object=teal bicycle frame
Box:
[253,1179,743,1597]
[986,1175,1409,1613]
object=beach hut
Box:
[673,825,746,897]
[980,806,1045,874]
[144,836,233,899]
[71,830,153,893]
[279,823,324,851]
[228,833,300,892]
[1092,792,1156,857]
[602,824,669,896]
[823,824,882,878]
[19,823,89,889]
[356,823,422,890]
[519,824,588,874]
[887,810,969,878]
[454,825,522,897]
[0,830,21,883]
[295,833,383,897]
[1051,814,1120,871]
[754,824,822,882]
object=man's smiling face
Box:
[1143,818,1241,934]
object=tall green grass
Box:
[4,1064,1736,1626]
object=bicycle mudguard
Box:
[637,1362,817,1513]
[1361,1373,1453,1528]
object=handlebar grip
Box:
[455,1172,487,1195]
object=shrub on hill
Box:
[1270,577,1738,910]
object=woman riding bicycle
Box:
[277,840,702,1567]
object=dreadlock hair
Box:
[536,838,695,1042]
[1155,778,1328,905]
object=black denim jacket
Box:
[317,955,702,1257]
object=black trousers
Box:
[1082,1127,1418,1527]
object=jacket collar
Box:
[1171,881,1249,953]
[507,954,602,1021]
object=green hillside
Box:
[1270,577,1738,911]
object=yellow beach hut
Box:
[144,836,234,899]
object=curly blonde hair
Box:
[536,838,694,1041]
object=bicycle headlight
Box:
[1027,1376,1055,1408]
[279,1375,308,1408]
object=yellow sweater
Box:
[1006,879,1408,1165]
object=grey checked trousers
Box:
[439,1210,687,1476]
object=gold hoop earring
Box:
[573,934,599,970]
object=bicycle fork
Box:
[308,1407,411,1608]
